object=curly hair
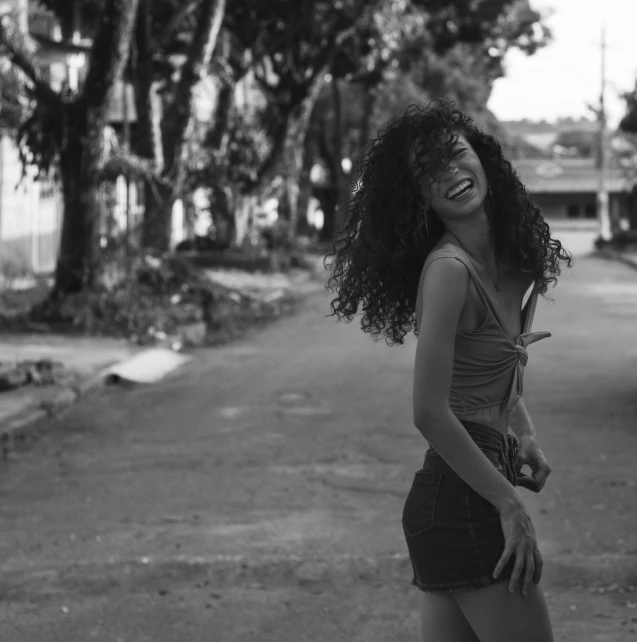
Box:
[324,99,573,346]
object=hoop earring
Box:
[488,185,494,202]
[424,209,429,237]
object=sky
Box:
[488,0,637,127]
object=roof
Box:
[511,158,633,194]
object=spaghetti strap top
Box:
[415,243,551,418]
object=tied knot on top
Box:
[507,330,552,412]
[514,344,528,367]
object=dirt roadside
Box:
[0,253,635,641]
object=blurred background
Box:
[1,0,637,299]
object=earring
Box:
[424,209,429,236]
[488,185,494,202]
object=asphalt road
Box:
[1,252,637,642]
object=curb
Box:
[0,280,326,454]
[595,249,637,272]
[0,360,125,455]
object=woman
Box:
[325,100,573,642]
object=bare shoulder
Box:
[419,254,469,327]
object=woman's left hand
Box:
[516,437,551,492]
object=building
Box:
[512,158,637,254]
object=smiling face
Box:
[418,132,489,222]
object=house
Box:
[511,158,637,253]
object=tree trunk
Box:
[265,69,329,243]
[135,0,166,251]
[316,79,348,241]
[357,81,376,162]
[142,182,173,251]
[233,194,255,247]
[316,187,338,243]
[295,101,322,236]
[51,0,139,297]
[143,0,227,252]
[133,0,160,166]
[329,78,347,237]
[208,75,235,151]
[54,127,93,296]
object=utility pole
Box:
[598,25,612,242]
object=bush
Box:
[0,254,32,283]
[29,253,231,343]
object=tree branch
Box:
[161,0,227,175]
[29,33,91,55]
[83,0,140,113]
[149,0,203,53]
[0,22,59,103]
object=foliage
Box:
[188,103,271,193]
[414,0,550,57]
[0,60,25,131]
[28,250,206,341]
[22,245,298,343]
[553,128,597,158]
[620,80,637,135]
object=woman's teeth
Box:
[446,179,473,200]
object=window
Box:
[567,204,580,219]
[585,204,597,219]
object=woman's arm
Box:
[508,396,537,442]
[508,397,552,492]
[413,257,521,512]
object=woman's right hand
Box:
[493,498,543,597]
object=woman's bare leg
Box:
[419,591,480,642]
[451,581,554,642]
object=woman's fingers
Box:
[516,474,539,491]
[493,544,514,580]
[533,547,544,584]
[521,547,536,596]
[508,544,527,595]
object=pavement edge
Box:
[594,248,637,272]
[0,272,327,454]
[0,360,123,455]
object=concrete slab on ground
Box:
[0,335,142,432]
[0,262,327,439]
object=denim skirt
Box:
[402,420,521,592]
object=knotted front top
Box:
[415,243,551,419]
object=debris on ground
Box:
[0,359,79,393]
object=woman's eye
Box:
[452,148,466,157]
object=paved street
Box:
[1,253,637,642]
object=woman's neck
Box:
[444,228,497,267]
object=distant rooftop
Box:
[512,158,633,194]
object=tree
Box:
[30,0,228,254]
[141,0,226,251]
[0,62,24,131]
[553,128,597,158]
[184,0,383,247]
[620,80,637,135]
[0,0,140,297]
[308,0,550,241]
